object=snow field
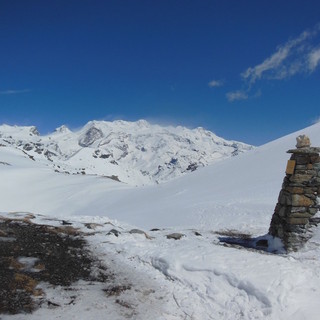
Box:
[4,212,319,320]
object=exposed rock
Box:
[107,229,121,237]
[79,127,104,147]
[99,153,111,159]
[296,134,311,148]
[61,220,72,225]
[29,126,40,136]
[129,229,152,239]
[23,143,33,151]
[166,233,185,240]
[105,175,121,182]
[103,284,131,297]
[186,163,198,172]
[129,229,145,235]
[44,150,57,160]
[54,125,70,134]
[84,223,103,230]
[0,161,10,166]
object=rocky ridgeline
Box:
[0,121,253,185]
[269,135,320,251]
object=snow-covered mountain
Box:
[0,120,252,185]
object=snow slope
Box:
[0,120,252,185]
[2,122,320,319]
[2,121,320,231]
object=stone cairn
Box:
[269,135,320,251]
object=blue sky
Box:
[1,0,320,145]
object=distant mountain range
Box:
[0,120,253,185]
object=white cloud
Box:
[226,24,320,103]
[242,45,290,84]
[208,79,224,87]
[308,47,320,71]
[0,89,30,95]
[242,24,320,86]
[226,90,248,102]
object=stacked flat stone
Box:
[269,135,320,251]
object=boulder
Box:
[107,229,121,237]
[129,229,152,239]
[166,233,185,240]
[296,135,311,148]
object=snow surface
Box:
[1,122,320,319]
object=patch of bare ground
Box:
[0,217,111,315]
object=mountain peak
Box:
[54,125,71,134]
[79,126,104,147]
[0,124,39,137]
[29,126,40,136]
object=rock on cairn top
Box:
[296,134,311,148]
[269,135,320,251]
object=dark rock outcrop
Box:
[79,127,104,147]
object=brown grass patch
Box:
[0,218,109,315]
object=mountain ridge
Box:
[0,119,253,185]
